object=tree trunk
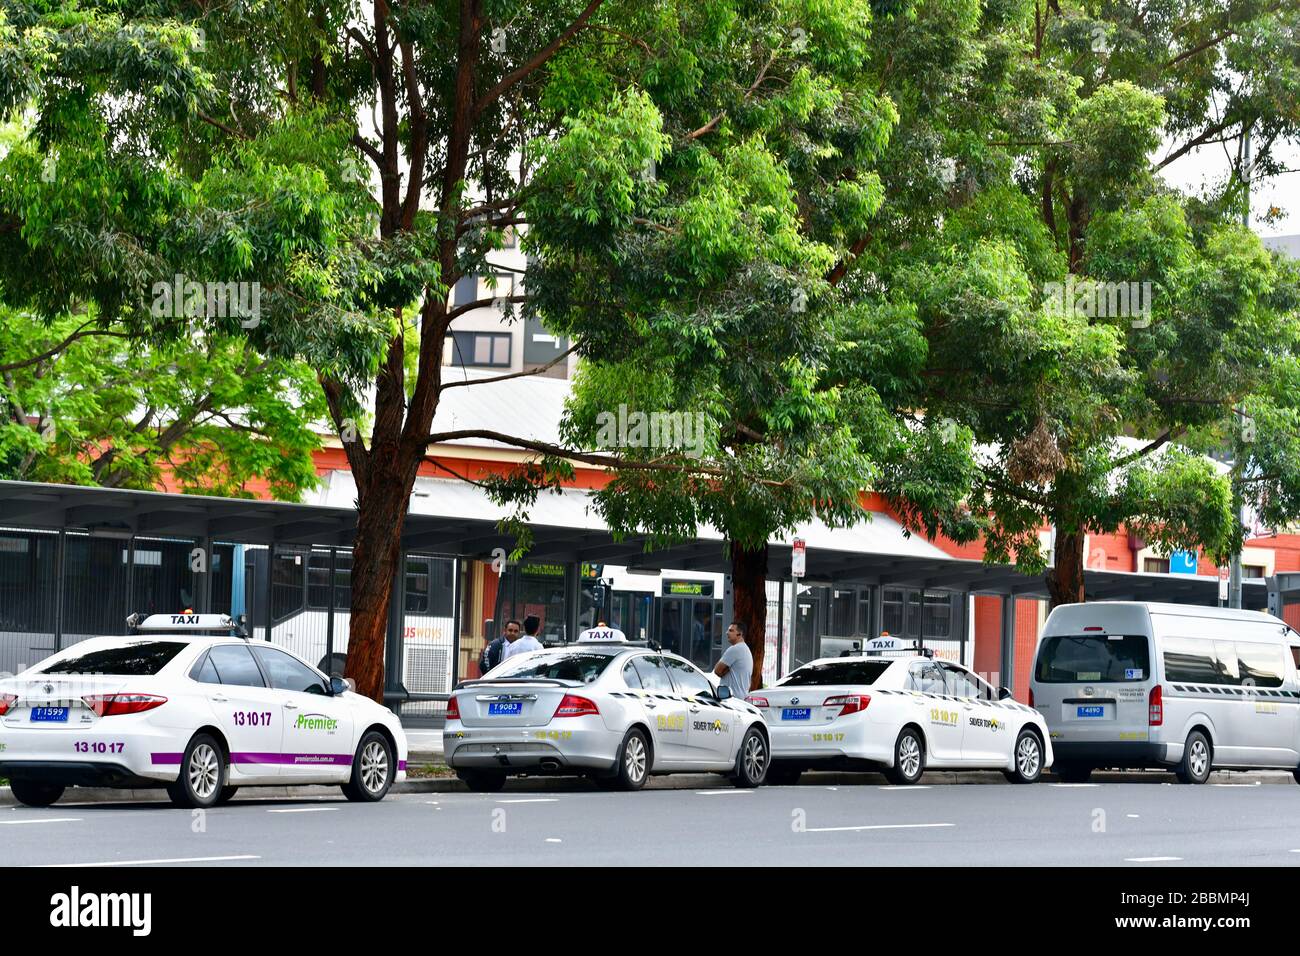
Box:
[730,541,768,691]
[1046,529,1087,608]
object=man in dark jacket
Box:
[479,619,521,675]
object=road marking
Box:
[267,807,337,813]
[1125,856,1182,863]
[879,785,931,790]
[806,823,955,833]
[495,798,559,804]
[1050,783,1099,788]
[694,790,754,796]
[39,855,261,868]
[545,838,562,844]
[0,817,82,826]
[1288,849,1300,854]
[1213,782,1261,787]
[1127,814,1140,818]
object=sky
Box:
[1160,135,1300,240]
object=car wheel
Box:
[1005,729,1044,784]
[614,728,651,791]
[1175,730,1212,784]
[1054,762,1093,783]
[767,764,803,786]
[10,779,65,808]
[731,727,769,788]
[885,727,925,785]
[166,733,227,809]
[215,786,239,806]
[342,731,395,802]
[459,770,507,793]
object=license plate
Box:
[1075,705,1105,718]
[488,702,522,716]
[781,708,812,721]
[30,707,69,723]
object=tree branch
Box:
[440,342,578,390]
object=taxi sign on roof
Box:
[131,612,242,633]
[577,625,627,643]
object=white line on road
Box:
[267,807,337,813]
[545,838,562,843]
[39,855,262,868]
[0,817,82,826]
[694,790,754,795]
[1213,782,1262,787]
[806,823,955,833]
[879,785,931,790]
[1050,783,1100,788]
[1125,856,1183,863]
[1127,814,1140,818]
[495,798,559,804]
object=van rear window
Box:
[1036,635,1150,683]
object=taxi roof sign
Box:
[576,625,628,643]
[128,612,247,637]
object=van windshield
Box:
[1036,635,1150,683]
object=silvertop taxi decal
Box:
[969,716,1005,731]
[692,718,728,735]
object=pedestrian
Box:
[478,619,520,674]
[713,621,753,699]
[503,615,543,659]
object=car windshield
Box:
[779,660,892,686]
[1035,635,1151,683]
[38,641,187,676]
[486,651,617,683]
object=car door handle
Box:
[644,701,657,709]
[209,695,229,703]
[283,702,299,710]
[689,706,702,713]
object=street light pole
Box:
[1228,124,1251,609]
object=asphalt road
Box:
[4,776,1300,867]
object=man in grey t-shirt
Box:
[714,621,753,700]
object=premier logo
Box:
[49,886,151,936]
[294,714,339,732]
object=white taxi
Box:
[0,613,408,808]
[753,653,1052,785]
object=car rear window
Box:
[781,660,892,686]
[1035,635,1150,683]
[487,651,616,684]
[39,641,187,676]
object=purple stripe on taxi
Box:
[398,760,407,771]
[152,752,351,766]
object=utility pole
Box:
[1228,124,1252,609]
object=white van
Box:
[1030,602,1300,784]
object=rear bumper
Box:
[0,760,163,788]
[443,726,621,774]
[1050,740,1174,767]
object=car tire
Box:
[10,779,65,808]
[166,732,227,809]
[1005,728,1044,784]
[613,728,651,791]
[1054,762,1093,783]
[459,770,507,793]
[342,730,395,802]
[884,727,925,785]
[1293,769,1300,785]
[1174,730,1212,785]
[215,786,239,805]
[767,764,803,786]
[730,727,769,788]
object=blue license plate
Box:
[781,708,812,721]
[488,702,522,716]
[1075,705,1105,718]
[30,707,68,723]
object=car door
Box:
[197,643,284,782]
[628,654,691,767]
[905,661,963,765]
[943,663,1005,765]
[251,645,354,782]
[662,654,736,767]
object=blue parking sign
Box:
[1169,550,1199,575]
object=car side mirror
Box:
[716,685,732,701]
[330,676,350,696]
[998,687,1013,700]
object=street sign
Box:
[1169,550,1199,575]
[1219,566,1230,602]
[792,538,806,577]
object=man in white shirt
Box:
[502,615,543,659]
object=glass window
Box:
[1291,646,1300,670]
[190,651,221,684]
[907,662,947,695]
[487,650,617,683]
[856,592,872,637]
[830,589,856,637]
[307,552,333,609]
[206,644,266,687]
[631,655,676,693]
[1237,643,1285,689]
[621,660,644,689]
[1213,641,1240,684]
[405,557,430,613]
[1036,635,1151,683]
[662,655,715,698]
[906,592,922,638]
[882,589,905,636]
[923,592,952,639]
[1143,557,1171,573]
[40,641,186,676]
[253,646,328,694]
[942,664,982,698]
[780,660,891,686]
[452,331,511,369]
[1161,637,1221,684]
[271,551,306,622]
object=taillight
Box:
[553,694,599,718]
[823,694,870,716]
[82,694,167,717]
[1148,684,1163,726]
[1028,687,1035,709]
[0,693,16,716]
[445,695,460,721]
[747,696,769,708]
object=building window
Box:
[1143,557,1171,573]
[1243,565,1266,579]
[451,331,511,368]
[475,273,516,304]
